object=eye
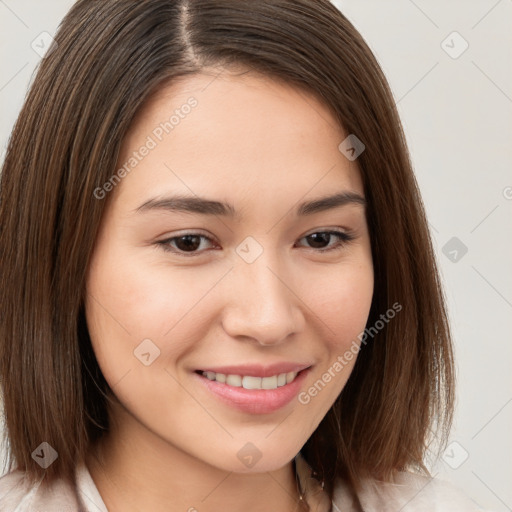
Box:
[157,233,217,256]
[295,230,355,252]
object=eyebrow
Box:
[134,191,366,217]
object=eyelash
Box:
[156,230,355,257]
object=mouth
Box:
[193,366,312,414]
[194,369,302,390]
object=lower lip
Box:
[193,368,311,414]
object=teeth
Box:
[243,376,261,390]
[215,373,226,383]
[226,374,242,387]
[201,370,298,390]
[261,375,277,389]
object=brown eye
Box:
[296,230,354,252]
[158,233,216,255]
[173,235,202,252]
[305,232,332,249]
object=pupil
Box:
[176,235,201,251]
[307,233,330,248]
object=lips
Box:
[193,364,312,414]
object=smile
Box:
[194,367,311,414]
[200,370,298,390]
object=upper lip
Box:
[196,363,312,378]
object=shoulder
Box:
[0,469,79,511]
[332,471,492,512]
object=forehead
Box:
[113,69,363,212]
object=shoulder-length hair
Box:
[0,0,454,496]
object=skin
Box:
[84,68,374,512]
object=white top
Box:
[0,452,490,511]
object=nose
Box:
[220,253,305,346]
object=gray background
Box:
[1,1,511,510]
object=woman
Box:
[0,1,486,510]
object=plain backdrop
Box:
[1,1,511,510]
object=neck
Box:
[86,405,306,512]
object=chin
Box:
[206,439,302,474]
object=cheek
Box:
[84,245,229,385]
[296,259,374,407]
[86,242,222,336]
[306,260,374,348]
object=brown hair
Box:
[0,0,454,497]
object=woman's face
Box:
[85,69,374,473]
